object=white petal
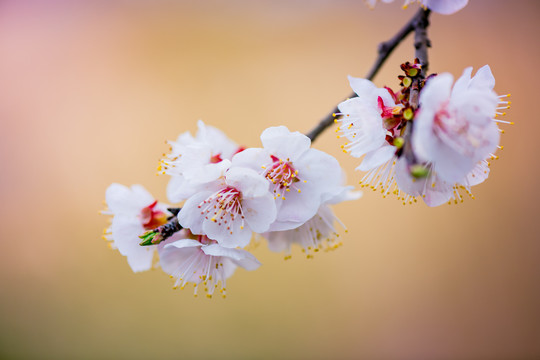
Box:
[295,148,342,187]
[347,76,378,98]
[202,244,261,271]
[268,219,305,232]
[196,120,239,160]
[260,126,311,161]
[183,159,231,184]
[470,65,495,90]
[225,166,269,198]
[242,193,277,233]
[125,246,154,273]
[463,161,490,187]
[221,259,238,279]
[231,147,270,172]
[164,239,203,250]
[337,98,386,157]
[159,243,203,279]
[203,214,252,248]
[375,87,396,107]
[357,145,396,171]
[106,183,152,215]
[166,175,191,203]
[110,216,154,272]
[424,0,468,15]
[432,143,477,183]
[111,216,143,253]
[419,73,454,108]
[178,191,214,235]
[270,183,321,230]
[452,66,473,96]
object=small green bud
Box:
[410,164,430,178]
[407,68,418,77]
[402,77,412,88]
[393,137,405,149]
[403,108,414,120]
[139,230,162,246]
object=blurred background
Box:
[0,0,538,359]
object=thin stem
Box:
[403,9,431,166]
[409,8,431,110]
[306,7,430,143]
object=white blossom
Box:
[413,66,500,184]
[159,232,261,298]
[264,186,361,258]
[159,120,244,203]
[232,126,344,231]
[102,183,170,272]
[337,76,399,160]
[178,162,277,248]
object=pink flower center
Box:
[210,153,223,164]
[140,200,168,230]
[432,102,482,155]
[378,96,396,119]
[198,186,245,234]
[197,234,217,245]
[263,155,303,199]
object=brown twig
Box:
[402,9,431,166]
[306,8,431,143]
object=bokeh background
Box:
[1,0,539,359]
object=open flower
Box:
[159,120,244,203]
[393,157,492,206]
[337,76,404,196]
[412,66,500,183]
[264,186,361,258]
[232,126,343,231]
[337,76,399,160]
[159,231,261,298]
[178,163,277,248]
[102,183,170,272]
[365,0,469,15]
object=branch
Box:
[409,8,431,110]
[306,7,430,143]
[402,9,431,167]
[139,209,183,246]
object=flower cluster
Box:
[336,62,511,206]
[102,122,359,297]
[101,2,513,298]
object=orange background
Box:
[0,0,538,359]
